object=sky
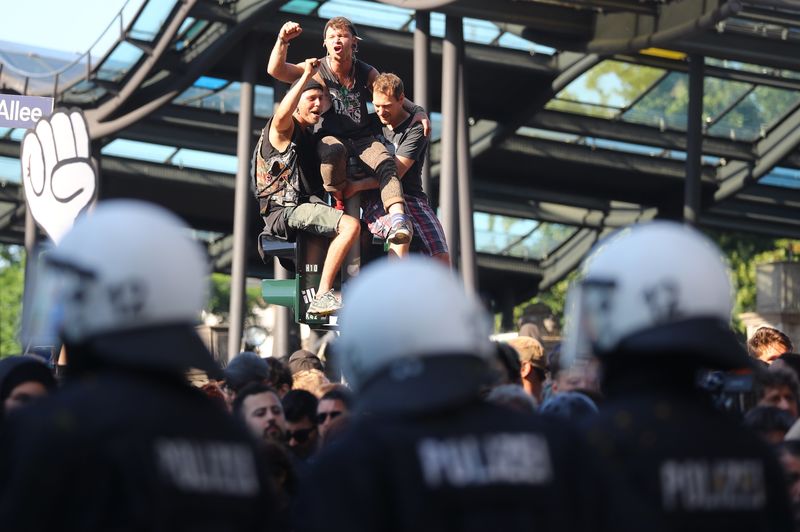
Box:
[0,0,128,54]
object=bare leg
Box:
[387,242,410,260]
[318,214,360,294]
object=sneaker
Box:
[387,217,413,245]
[307,289,342,316]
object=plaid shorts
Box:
[362,194,449,256]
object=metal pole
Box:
[684,54,704,225]
[270,81,295,358]
[414,10,432,198]
[228,42,257,361]
[440,15,461,269]
[457,39,477,293]
[343,195,360,282]
[272,257,292,358]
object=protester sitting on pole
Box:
[344,73,449,263]
[254,58,360,316]
[268,17,429,245]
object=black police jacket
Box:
[0,370,277,532]
[294,397,616,532]
[582,373,793,532]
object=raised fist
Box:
[21,108,97,243]
[279,21,302,43]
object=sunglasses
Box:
[286,427,316,443]
[316,411,343,424]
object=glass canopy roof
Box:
[547,58,800,143]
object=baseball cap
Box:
[288,349,324,375]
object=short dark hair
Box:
[754,366,800,401]
[265,357,293,390]
[320,386,354,409]
[281,389,318,424]
[323,16,359,40]
[748,327,793,359]
[232,382,280,415]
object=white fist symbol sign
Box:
[21,109,97,243]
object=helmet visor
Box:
[561,278,617,366]
[21,257,95,350]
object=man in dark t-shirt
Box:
[347,73,449,263]
[253,58,360,316]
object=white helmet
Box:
[336,257,494,412]
[24,200,220,376]
[561,221,750,369]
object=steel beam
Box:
[527,110,754,162]
[684,53,704,225]
[414,11,432,196]
[227,41,257,362]
[439,15,460,268]
[715,102,800,201]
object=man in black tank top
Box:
[254,59,360,316]
[268,17,430,246]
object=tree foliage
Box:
[0,245,25,358]
[207,272,267,322]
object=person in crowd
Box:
[749,326,794,365]
[779,441,800,530]
[316,386,353,441]
[282,390,320,461]
[754,366,800,420]
[259,440,298,532]
[224,351,271,402]
[549,348,601,396]
[292,368,330,398]
[344,73,449,262]
[254,57,360,316]
[234,382,289,444]
[0,201,275,530]
[539,391,598,422]
[295,257,612,532]
[268,17,429,246]
[506,335,547,403]
[518,321,543,342]
[775,353,800,381]
[0,356,56,418]
[490,341,523,387]
[485,383,538,413]
[287,349,324,375]
[266,357,294,398]
[565,221,793,531]
[200,381,229,411]
[743,406,795,445]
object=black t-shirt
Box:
[257,117,325,241]
[381,115,427,199]
[317,57,374,139]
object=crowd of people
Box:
[3,13,800,532]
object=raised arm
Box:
[267,21,306,83]
[268,58,319,151]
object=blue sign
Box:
[0,95,54,128]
